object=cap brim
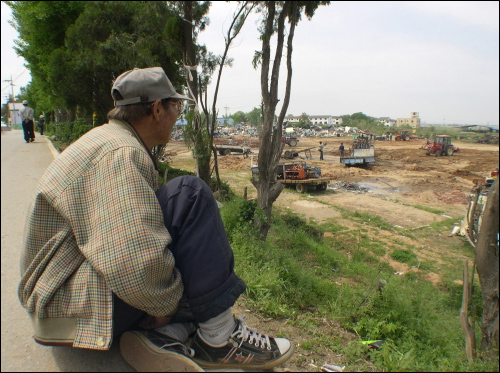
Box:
[170,93,195,101]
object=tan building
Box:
[397,112,420,128]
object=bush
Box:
[53,119,94,146]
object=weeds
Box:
[219,194,489,371]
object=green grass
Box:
[387,198,447,215]
[219,195,496,371]
[390,248,418,265]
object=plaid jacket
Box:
[18,119,183,350]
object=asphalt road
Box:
[1,129,134,372]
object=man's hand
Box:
[139,315,173,329]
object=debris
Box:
[375,177,398,190]
[411,225,430,230]
[360,340,386,350]
[321,364,345,372]
[449,226,460,236]
[330,181,369,194]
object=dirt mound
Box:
[434,189,468,205]
[216,155,252,170]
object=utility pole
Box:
[3,75,15,102]
[224,106,229,118]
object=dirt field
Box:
[165,136,498,371]
[167,136,498,229]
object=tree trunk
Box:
[254,2,298,239]
[183,1,198,110]
[475,178,499,359]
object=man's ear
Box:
[152,100,162,121]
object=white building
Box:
[8,102,24,127]
[378,117,397,127]
[287,115,343,126]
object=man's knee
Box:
[156,175,212,204]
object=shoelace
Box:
[232,316,272,350]
[159,341,195,358]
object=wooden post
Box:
[244,186,247,200]
[460,259,476,362]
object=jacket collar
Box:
[108,119,158,170]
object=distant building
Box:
[462,125,499,133]
[287,115,343,126]
[378,117,397,127]
[217,117,234,126]
[397,112,420,128]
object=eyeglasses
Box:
[169,101,183,114]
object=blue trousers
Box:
[113,176,246,336]
[22,120,35,142]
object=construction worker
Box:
[319,141,327,160]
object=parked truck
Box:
[340,135,375,166]
[251,161,331,193]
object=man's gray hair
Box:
[107,91,170,124]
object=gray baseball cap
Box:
[112,67,192,106]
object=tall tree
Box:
[181,1,254,188]
[251,1,329,238]
[6,1,86,120]
[8,1,187,126]
[247,106,263,126]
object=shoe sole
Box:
[193,344,293,371]
[120,331,204,372]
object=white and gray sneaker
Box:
[120,330,204,372]
[190,315,293,370]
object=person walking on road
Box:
[339,142,345,157]
[319,141,327,160]
[20,100,35,143]
[38,114,45,135]
[18,67,292,372]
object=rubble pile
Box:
[330,181,369,194]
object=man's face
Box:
[159,99,181,144]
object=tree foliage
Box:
[6,1,188,126]
[341,112,385,134]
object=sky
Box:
[2,1,499,126]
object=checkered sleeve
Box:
[58,146,183,317]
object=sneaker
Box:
[120,330,204,372]
[190,315,293,370]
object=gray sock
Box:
[198,308,236,346]
[154,322,196,343]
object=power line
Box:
[12,69,27,83]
